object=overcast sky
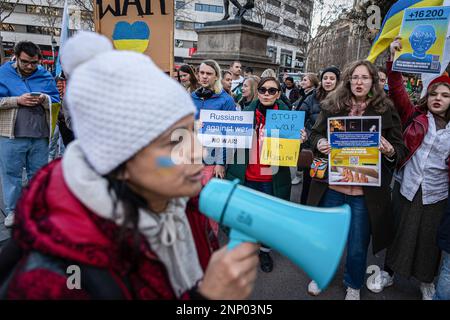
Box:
[311,0,354,36]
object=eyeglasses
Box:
[18,58,39,67]
[258,87,280,95]
[350,76,372,84]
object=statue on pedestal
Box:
[222,0,255,20]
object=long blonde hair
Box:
[201,59,223,94]
[239,76,260,104]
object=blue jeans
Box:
[320,188,370,290]
[0,137,48,215]
[244,180,274,196]
[434,251,450,300]
[245,180,273,251]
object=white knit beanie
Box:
[60,31,196,175]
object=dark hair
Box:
[377,67,387,76]
[104,165,147,266]
[177,64,199,91]
[316,79,340,102]
[222,70,232,78]
[14,41,42,59]
[230,61,241,68]
[258,77,281,91]
[244,66,253,74]
[285,76,294,83]
[417,82,450,122]
[322,60,392,114]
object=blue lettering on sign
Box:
[201,122,253,136]
[330,132,379,148]
[265,110,305,139]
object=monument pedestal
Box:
[185,19,278,75]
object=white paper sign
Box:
[198,110,254,149]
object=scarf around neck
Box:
[62,141,204,297]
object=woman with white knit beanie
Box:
[0,31,259,300]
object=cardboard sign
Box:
[260,110,305,167]
[94,0,174,72]
[393,6,450,74]
[198,110,254,149]
[328,116,382,187]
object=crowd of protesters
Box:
[0,31,448,301]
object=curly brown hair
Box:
[322,60,392,114]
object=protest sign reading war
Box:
[198,110,254,149]
[328,116,381,187]
[393,6,450,74]
[94,0,174,72]
[260,110,305,167]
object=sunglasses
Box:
[258,87,280,95]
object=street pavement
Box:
[0,172,423,299]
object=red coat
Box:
[386,61,449,180]
[5,160,218,299]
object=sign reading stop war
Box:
[94,0,174,72]
[260,110,305,167]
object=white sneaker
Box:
[366,270,394,293]
[307,280,321,296]
[345,287,360,300]
[291,176,301,185]
[420,282,435,300]
[4,212,14,228]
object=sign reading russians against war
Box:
[94,0,174,73]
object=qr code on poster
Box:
[349,156,359,166]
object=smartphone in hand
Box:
[30,92,41,97]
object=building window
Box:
[285,4,297,15]
[176,1,186,9]
[268,0,281,8]
[26,5,62,16]
[298,10,309,19]
[195,3,223,13]
[194,22,205,29]
[280,50,293,67]
[267,46,277,63]
[266,13,280,23]
[175,20,184,29]
[1,23,15,32]
[283,19,295,29]
[298,24,309,33]
[27,25,61,36]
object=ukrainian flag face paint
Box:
[112,21,150,53]
[156,156,176,168]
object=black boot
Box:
[259,251,273,273]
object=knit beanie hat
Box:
[428,74,450,91]
[320,66,341,82]
[60,31,196,175]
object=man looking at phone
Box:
[0,41,59,228]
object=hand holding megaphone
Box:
[197,242,260,300]
[200,179,351,290]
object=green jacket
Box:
[226,99,292,200]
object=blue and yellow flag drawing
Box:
[367,0,445,62]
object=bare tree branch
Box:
[0,0,20,62]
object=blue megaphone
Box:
[199,179,351,290]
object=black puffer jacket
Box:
[298,91,321,148]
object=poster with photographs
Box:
[328,116,381,187]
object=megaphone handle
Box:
[228,229,258,250]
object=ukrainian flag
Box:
[367,0,445,62]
